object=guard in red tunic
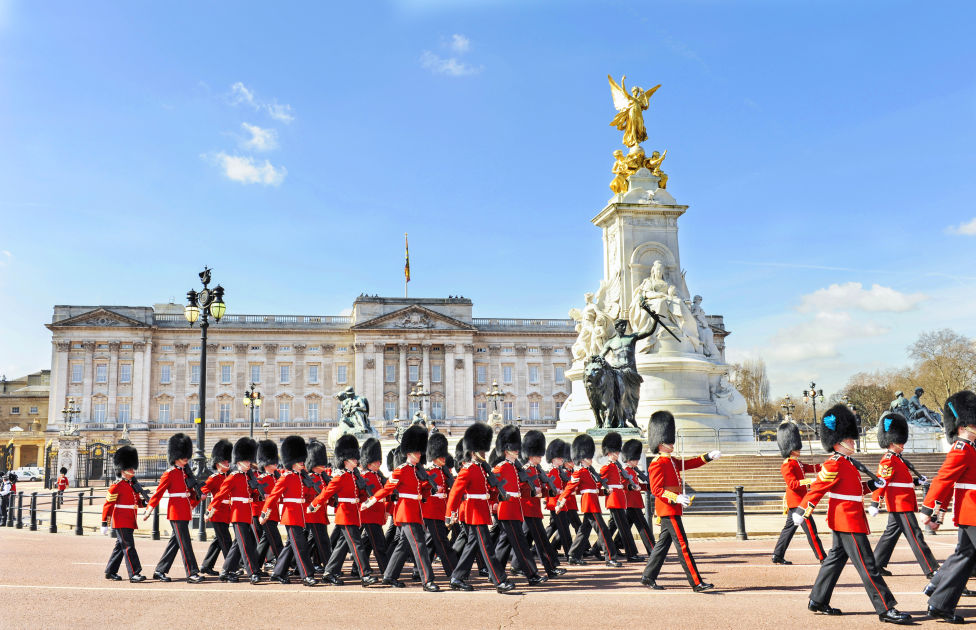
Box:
[253,440,283,570]
[870,412,938,578]
[260,436,318,586]
[544,438,574,561]
[600,431,641,561]
[620,438,655,555]
[57,467,69,508]
[198,439,233,576]
[362,424,439,591]
[641,410,719,591]
[358,438,390,575]
[146,433,204,583]
[102,445,147,582]
[422,432,459,579]
[209,437,263,584]
[922,391,976,623]
[446,422,514,593]
[797,404,910,624]
[520,430,564,574]
[309,434,377,586]
[772,421,826,565]
[556,433,621,566]
[304,439,332,572]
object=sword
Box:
[639,298,681,342]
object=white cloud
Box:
[420,51,482,77]
[797,282,925,313]
[230,81,255,106]
[450,34,470,53]
[947,217,976,236]
[265,102,294,123]
[228,82,294,123]
[240,123,278,152]
[213,152,286,186]
[0,250,10,267]
[767,311,889,362]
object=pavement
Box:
[1,519,972,629]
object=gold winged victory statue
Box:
[608,74,661,148]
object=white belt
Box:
[888,482,914,488]
[221,500,229,505]
[114,504,136,510]
[581,489,599,494]
[166,492,189,498]
[398,493,420,500]
[956,483,976,490]
[230,497,252,503]
[336,497,359,503]
[434,493,447,499]
[608,484,623,490]
[281,498,304,503]
[465,494,488,500]
[827,492,863,502]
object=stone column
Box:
[373,344,384,423]
[206,343,218,422]
[141,341,152,424]
[443,344,455,420]
[515,345,528,419]
[132,342,145,421]
[81,341,95,421]
[541,346,554,418]
[234,343,248,392]
[52,340,71,431]
[398,343,408,419]
[107,342,120,421]
[174,343,188,420]
[353,343,366,398]
[294,344,307,420]
[463,344,475,419]
[322,345,335,394]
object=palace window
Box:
[250,364,261,383]
[95,364,108,383]
[385,365,396,383]
[529,401,540,420]
[280,364,291,384]
[70,363,83,383]
[502,366,513,384]
[337,346,348,352]
[477,401,487,421]
[336,365,348,384]
[409,401,420,418]
[503,401,514,422]
[308,365,319,384]
[278,402,290,423]
[431,365,442,383]
[555,366,565,384]
[118,403,131,423]
[555,401,563,418]
[476,365,487,384]
[10,407,19,415]
[431,400,444,420]
[119,364,132,384]
[190,403,200,422]
[93,403,107,422]
[384,401,397,420]
[161,345,174,352]
[221,364,232,384]
[219,403,230,422]
[528,366,539,384]
[29,406,38,415]
[502,347,514,354]
[476,347,487,353]
[408,365,419,383]
[190,364,200,385]
[160,364,171,384]
[279,346,291,352]
[158,404,170,423]
[307,403,319,422]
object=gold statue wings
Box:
[608,75,661,147]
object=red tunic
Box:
[303,471,330,525]
[57,476,69,491]
[782,457,819,509]
[548,467,577,511]
[600,462,628,510]
[210,471,255,524]
[800,454,872,534]
[262,471,306,527]
[252,473,278,519]
[370,463,430,525]
[147,466,195,521]
[923,438,976,527]
[421,467,449,521]
[359,470,388,525]
[557,466,603,514]
[872,452,918,513]
[310,470,364,526]
[492,460,526,521]
[520,465,545,519]
[102,479,145,529]
[623,464,647,509]
[201,472,230,523]
[446,462,492,526]
[648,453,708,517]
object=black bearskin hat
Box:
[427,432,449,461]
[560,440,572,462]
[167,433,193,464]
[59,466,67,475]
[648,410,676,453]
[113,445,138,477]
[257,439,279,468]
[546,438,567,464]
[454,439,467,471]
[521,430,546,459]
[496,424,521,455]
[400,424,428,455]
[334,434,360,468]
[306,439,330,470]
[232,437,258,464]
[776,422,802,458]
[463,422,493,454]
[387,446,405,471]
[571,434,595,463]
[944,390,976,440]
[602,431,623,456]
[210,439,233,470]
[361,437,382,466]
[280,435,307,468]
[819,404,859,453]
[622,438,643,463]
[877,412,909,449]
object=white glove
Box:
[918,476,929,485]
[867,505,880,517]
[707,450,722,461]
[791,512,804,527]
[100,525,109,536]
[676,493,692,507]
[875,478,886,488]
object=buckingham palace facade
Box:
[45,295,577,455]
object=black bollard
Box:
[75,493,84,535]
[735,485,747,541]
[89,487,94,506]
[29,492,37,531]
[152,506,160,540]
[15,491,24,529]
[6,498,13,527]
[49,491,58,533]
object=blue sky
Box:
[1,0,974,400]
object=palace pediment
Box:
[47,307,150,329]
[351,305,476,332]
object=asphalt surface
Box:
[2,524,974,629]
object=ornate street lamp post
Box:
[183,267,225,541]
[60,398,80,436]
[242,384,262,438]
[408,381,431,422]
[803,382,825,438]
[781,394,796,422]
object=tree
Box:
[907,329,976,411]
[729,357,774,421]
[837,370,898,429]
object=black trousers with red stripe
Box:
[607,508,640,557]
[811,531,896,614]
[626,507,656,554]
[385,522,435,583]
[224,521,261,576]
[254,517,283,565]
[273,524,315,579]
[361,522,390,573]
[546,510,574,558]
[569,512,619,561]
[306,522,332,568]
[154,519,199,576]
[453,523,505,585]
[643,515,702,586]
[106,527,142,577]
[873,511,938,575]
[772,513,826,562]
[424,518,459,578]
[929,524,976,613]
[200,521,233,572]
[495,518,540,578]
[326,523,371,577]
[451,523,486,573]
[520,516,559,571]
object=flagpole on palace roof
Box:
[404,232,410,298]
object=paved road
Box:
[0,526,971,629]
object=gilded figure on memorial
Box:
[610,150,629,194]
[608,74,661,148]
[646,150,668,189]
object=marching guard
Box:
[600,431,642,562]
[304,439,333,572]
[771,421,826,565]
[198,439,233,576]
[102,445,147,582]
[556,433,620,567]
[422,432,459,579]
[209,437,263,584]
[359,437,391,575]
[260,436,318,586]
[254,439,284,569]
[520,430,564,574]
[620,438,655,555]
[544,438,574,561]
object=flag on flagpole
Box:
[404,233,410,283]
